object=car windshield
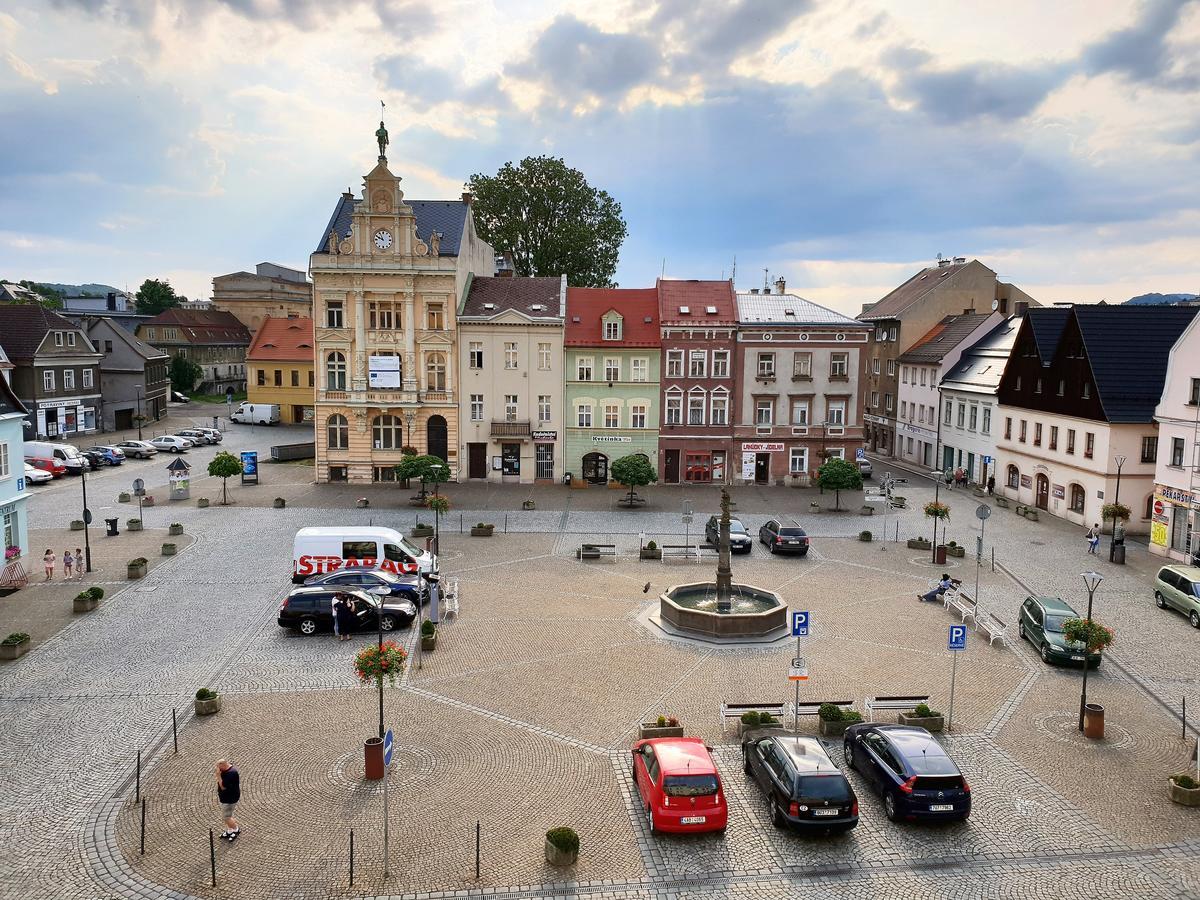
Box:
[729,521,748,534]
[1044,614,1070,633]
[398,537,425,558]
[778,528,806,537]
[663,774,719,797]
[796,774,852,802]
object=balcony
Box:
[491,420,532,438]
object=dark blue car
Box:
[842,724,970,823]
[303,567,428,606]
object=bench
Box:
[975,612,1009,647]
[577,543,617,560]
[438,578,459,621]
[864,695,930,719]
[943,587,977,624]
[661,544,718,559]
[790,699,855,718]
[721,701,787,730]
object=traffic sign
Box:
[982,455,992,465]
[132,477,145,497]
[948,625,967,651]
[975,504,991,521]
[855,447,866,460]
[83,509,93,525]
[383,728,394,766]
[789,657,808,681]
[791,611,809,637]
[1154,499,1165,517]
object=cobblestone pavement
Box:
[1,464,1199,900]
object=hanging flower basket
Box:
[354,641,408,687]
[923,501,951,521]
[4,547,19,561]
[1062,618,1115,653]
[426,496,450,515]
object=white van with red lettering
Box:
[291,527,436,584]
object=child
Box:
[43,549,55,581]
[63,549,74,579]
[74,548,84,578]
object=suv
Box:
[843,724,970,822]
[631,737,728,834]
[277,586,416,635]
[742,734,858,832]
[759,520,810,555]
[704,516,752,553]
[857,458,873,479]
[1154,565,1200,628]
[1018,596,1101,667]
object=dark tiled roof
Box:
[898,313,993,364]
[658,279,737,324]
[565,288,661,347]
[140,308,250,344]
[247,317,315,362]
[0,304,83,360]
[1028,307,1072,365]
[858,261,974,321]
[461,276,564,320]
[0,362,28,417]
[314,196,469,256]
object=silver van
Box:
[1153,565,1200,628]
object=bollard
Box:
[504,513,508,534]
[894,521,899,543]
[1185,696,1188,741]
[460,513,463,534]
[172,708,178,754]
[475,821,481,880]
[991,547,995,573]
[349,829,354,887]
[209,829,217,887]
[139,798,146,855]
[135,749,141,803]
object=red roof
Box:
[141,307,251,343]
[247,317,315,362]
[564,288,660,347]
[657,279,737,325]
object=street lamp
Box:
[370,585,391,738]
[134,384,144,440]
[930,388,945,563]
[429,463,446,557]
[79,461,93,574]
[1109,454,1126,562]
[818,420,830,494]
[1077,570,1103,731]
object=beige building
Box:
[310,134,494,483]
[212,263,313,332]
[1151,313,1200,561]
[457,275,566,483]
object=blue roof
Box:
[314,196,468,256]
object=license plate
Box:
[813,808,839,817]
[680,816,706,824]
[786,540,799,545]
[929,804,954,812]
[1071,655,1084,661]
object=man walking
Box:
[216,759,241,841]
[986,475,995,496]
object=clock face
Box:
[373,229,393,250]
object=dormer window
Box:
[678,306,690,315]
[705,306,718,315]
[54,332,64,347]
[603,315,622,341]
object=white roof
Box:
[736,292,865,327]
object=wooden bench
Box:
[943,587,977,624]
[577,543,617,560]
[975,612,1009,647]
[864,695,930,719]
[661,544,718,559]
[721,701,786,730]
[790,700,855,718]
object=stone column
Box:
[716,487,733,611]
[403,293,417,390]
[352,284,367,392]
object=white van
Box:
[230,402,281,425]
[292,527,437,583]
[24,440,86,475]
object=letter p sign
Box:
[948,625,967,651]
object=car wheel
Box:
[844,742,855,770]
[1040,644,1051,664]
[884,792,900,822]
[379,615,397,632]
[646,806,658,835]
[299,617,318,635]
[172,447,181,454]
[1018,621,1026,639]
[771,797,786,829]
[1155,591,1167,609]
[769,543,777,555]
[1191,610,1200,629]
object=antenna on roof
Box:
[661,258,666,279]
[731,255,737,285]
[763,268,770,292]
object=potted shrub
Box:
[273,497,286,509]
[522,499,536,510]
[168,523,184,536]
[411,522,434,538]
[640,540,662,561]
[818,703,864,737]
[194,687,222,716]
[118,492,131,503]
[860,504,874,516]
[143,495,155,507]
[420,618,437,651]
[809,501,821,514]
[357,497,371,508]
[898,702,945,732]
[545,826,579,867]
[197,498,209,508]
[161,542,177,557]
[126,557,148,580]
[73,586,103,612]
[738,711,784,738]
[127,518,143,532]
[947,541,966,558]
[69,519,85,531]
[638,715,683,739]
[471,523,495,537]
[994,496,1009,508]
[1025,508,1039,522]
[859,530,872,542]
[1,632,31,660]
[1169,773,1200,807]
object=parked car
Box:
[303,568,428,606]
[759,520,810,555]
[857,458,873,478]
[291,526,437,582]
[171,391,190,403]
[704,515,752,553]
[23,462,53,484]
[195,427,223,443]
[277,586,416,635]
[631,737,728,835]
[79,450,105,470]
[24,455,67,478]
[24,440,86,475]
[1018,595,1101,667]
[84,446,126,466]
[843,724,971,823]
[1154,565,1200,629]
[175,428,215,445]
[114,440,159,459]
[742,734,858,832]
[149,435,193,453]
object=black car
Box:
[704,516,753,553]
[277,586,416,636]
[304,568,428,606]
[759,520,810,555]
[843,724,971,823]
[79,450,105,471]
[742,734,858,832]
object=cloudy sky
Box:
[2,0,1199,313]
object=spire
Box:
[375,101,389,162]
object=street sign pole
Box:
[790,611,809,731]
[383,728,393,878]
[948,649,959,732]
[974,504,991,617]
[947,625,967,730]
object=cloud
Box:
[650,0,813,70]
[1084,0,1198,87]
[894,60,1072,123]
[373,55,508,111]
[49,0,439,34]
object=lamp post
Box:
[369,585,391,738]
[1077,571,1103,731]
[818,421,830,493]
[931,389,945,563]
[134,384,144,440]
[1109,454,1126,562]
[429,463,446,557]
[80,462,93,574]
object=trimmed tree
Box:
[610,453,657,506]
[394,453,450,499]
[816,457,862,511]
[207,451,243,505]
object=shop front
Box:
[34,398,99,439]
[660,440,731,484]
[1150,486,1200,562]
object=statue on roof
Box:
[429,231,441,255]
[375,112,389,160]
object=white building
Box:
[1150,314,1200,561]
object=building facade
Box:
[82,316,170,430]
[564,288,660,485]
[0,305,103,439]
[310,136,494,483]
[136,308,251,394]
[247,317,315,425]
[1150,315,1200,561]
[212,263,313,332]
[457,276,566,483]
[734,290,870,484]
[0,361,31,565]
[658,279,738,484]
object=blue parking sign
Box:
[791,611,809,637]
[948,625,967,651]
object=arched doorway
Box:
[582,452,608,484]
[1035,473,1049,510]
[426,415,448,462]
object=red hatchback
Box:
[632,737,728,835]
[25,456,66,478]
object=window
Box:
[145,328,155,339]
[368,301,394,330]
[1084,432,1094,459]
[1191,378,1200,406]
[1082,382,1091,399]
[710,391,728,425]
[325,300,344,328]
[425,352,446,391]
[326,414,348,449]
[1034,422,1042,446]
[54,331,64,347]
[309,371,314,388]
[1019,420,1027,442]
[605,358,620,382]
[830,353,848,377]
[274,369,282,387]
[871,358,880,375]
[790,447,808,474]
[1070,483,1085,513]
[469,342,484,369]
[577,403,592,427]
[755,399,774,425]
[946,401,954,426]
[920,368,927,386]
[887,359,895,376]
[1007,464,1019,488]
[827,400,846,426]
[757,352,776,377]
[538,342,552,370]
[1067,429,1076,454]
[503,342,518,369]
[371,414,403,449]
[956,403,965,428]
[665,391,682,425]
[291,369,300,387]
[577,357,593,381]
[870,391,879,409]
[603,318,621,341]
[1049,426,1058,450]
[980,406,991,435]
[900,401,908,420]
[793,352,812,378]
[470,394,484,421]
[884,392,893,411]
[1172,437,1185,467]
[791,399,809,425]
[604,404,620,428]
[687,391,705,425]
[630,404,647,428]
[1141,436,1158,464]
[666,350,683,378]
[426,303,444,330]
[0,443,7,478]
[712,350,730,377]
[901,365,909,384]
[1035,378,1042,394]
[256,369,266,386]
[689,350,707,378]
[968,405,978,431]
[631,358,648,382]
[103,341,113,353]
[43,369,55,392]
[1014,375,1022,391]
[504,394,518,421]
[1058,379,1065,397]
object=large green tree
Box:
[467,156,627,288]
[816,457,863,511]
[169,355,202,394]
[611,453,657,505]
[135,278,183,315]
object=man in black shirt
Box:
[217,759,241,841]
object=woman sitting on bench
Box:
[919,574,961,603]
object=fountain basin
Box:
[660,582,786,638]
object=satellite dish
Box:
[991,299,999,311]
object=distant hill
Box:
[1124,292,1198,306]
[39,282,126,297]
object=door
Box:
[426,415,448,462]
[114,408,134,430]
[755,453,770,484]
[664,449,680,484]
[582,452,608,484]
[942,445,954,472]
[535,444,554,480]
[501,443,520,477]
[1036,473,1049,510]
[468,443,487,479]
[966,452,975,483]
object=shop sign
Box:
[1151,521,1169,547]
[741,442,784,452]
[1052,484,1065,499]
[1020,474,1032,488]
[592,435,631,443]
[1158,487,1200,507]
[864,414,890,425]
[532,430,557,442]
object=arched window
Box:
[426,353,446,391]
[1069,483,1085,514]
[1006,464,1019,489]
[326,414,348,450]
[326,351,347,390]
[372,414,403,450]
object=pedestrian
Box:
[216,759,241,841]
[955,467,965,488]
[42,549,55,581]
[919,573,961,603]
[1086,524,1100,554]
[63,549,74,579]
[75,548,84,578]
[944,468,953,489]
[334,592,355,641]
[986,475,995,496]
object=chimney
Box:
[1014,301,1029,316]
[106,292,117,311]
[461,191,473,206]
[774,276,786,295]
[750,288,760,295]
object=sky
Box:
[1,0,1199,315]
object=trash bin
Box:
[1083,703,1105,739]
[364,737,384,780]
[563,473,573,485]
[105,517,119,537]
[1110,544,1126,565]
[934,544,947,565]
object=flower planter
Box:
[273,498,286,509]
[898,713,944,732]
[143,496,155,507]
[737,721,784,738]
[860,505,874,516]
[411,525,434,538]
[859,531,872,542]
[1169,778,1200,807]
[891,496,907,508]
[72,595,98,613]
[126,562,147,580]
[161,543,177,556]
[127,520,143,532]
[818,718,856,737]
[947,545,966,558]
[1025,510,1039,522]
[357,498,371,508]
[194,695,222,716]
[471,526,494,537]
[1,637,30,660]
[522,500,536,510]
[638,724,684,739]
[907,539,932,550]
[70,520,85,531]
[809,503,821,514]
[421,634,437,652]
[169,524,184,536]
[545,837,578,866]
[639,548,662,560]
[118,492,131,503]
[197,498,209,508]
[995,497,1009,508]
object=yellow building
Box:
[310,127,494,482]
[212,263,313,332]
[246,316,315,424]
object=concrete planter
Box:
[69,520,85,531]
[545,838,578,867]
[1169,779,1200,807]
[737,721,784,738]
[126,562,147,580]
[72,595,98,613]
[169,524,184,536]
[357,498,371,508]
[161,543,177,556]
[946,545,966,558]
[818,717,857,737]
[127,520,143,532]
[898,713,944,732]
[995,497,1010,508]
[194,695,222,716]
[1,637,30,659]
[471,526,494,537]
[860,505,874,516]
[522,500,536,510]
[143,496,155,507]
[411,525,434,538]
[273,498,286,509]
[639,548,662,560]
[1025,510,1039,522]
[421,634,437,652]
[907,539,932,550]
[197,498,209,508]
[638,724,684,739]
[118,492,131,503]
